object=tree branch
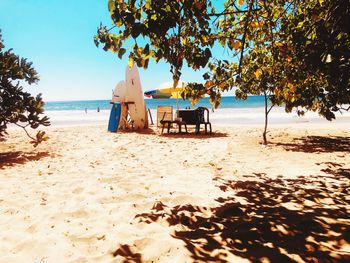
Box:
[14,123,37,141]
[262,0,275,58]
[210,8,261,17]
[267,103,274,114]
[211,2,260,23]
[273,1,297,24]
[339,105,350,111]
[237,2,254,76]
[107,25,116,32]
[212,2,235,24]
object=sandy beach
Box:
[0,118,350,262]
[2,0,349,261]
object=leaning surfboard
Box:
[112,80,127,103]
[108,102,121,132]
[125,65,148,129]
[112,81,128,129]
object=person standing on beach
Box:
[85,108,87,114]
[97,107,100,112]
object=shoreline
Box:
[32,106,350,128]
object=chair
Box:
[160,112,173,134]
[158,106,174,134]
[157,106,173,127]
[195,107,212,134]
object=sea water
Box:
[43,96,271,126]
[44,96,266,111]
[43,96,350,127]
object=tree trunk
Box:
[262,91,268,145]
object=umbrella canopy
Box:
[144,81,185,99]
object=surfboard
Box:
[108,102,121,132]
[112,81,126,103]
[125,65,148,129]
[112,81,128,129]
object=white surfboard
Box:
[112,80,128,129]
[125,66,148,129]
[112,80,126,103]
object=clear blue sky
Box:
[0,0,209,101]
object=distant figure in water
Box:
[85,108,87,114]
[97,107,100,112]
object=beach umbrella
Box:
[144,81,184,100]
[144,81,186,120]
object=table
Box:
[161,119,188,134]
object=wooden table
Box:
[161,119,188,134]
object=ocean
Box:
[42,96,349,127]
[44,96,267,111]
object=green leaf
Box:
[219,38,226,47]
[118,48,126,59]
[128,56,135,68]
[145,0,151,9]
[131,23,142,39]
[144,44,150,55]
[203,72,210,80]
[108,0,116,16]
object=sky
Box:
[0,0,211,101]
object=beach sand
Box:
[1,122,349,262]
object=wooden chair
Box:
[195,107,212,134]
[157,106,173,127]
[160,112,172,134]
[158,106,174,134]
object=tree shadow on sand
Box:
[131,171,350,262]
[112,244,142,263]
[317,161,350,180]
[0,151,50,169]
[273,135,350,153]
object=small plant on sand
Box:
[0,31,50,146]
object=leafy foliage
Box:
[95,0,215,87]
[279,0,350,120]
[201,0,350,121]
[0,31,50,146]
[96,0,350,143]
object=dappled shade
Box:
[0,151,50,169]
[133,172,350,262]
[112,244,142,263]
[273,135,350,153]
